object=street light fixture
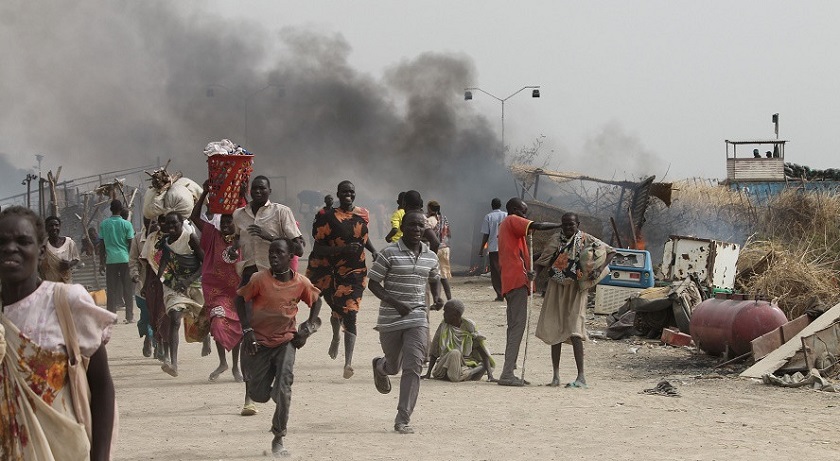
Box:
[464,85,541,154]
[206,83,284,145]
[21,173,38,209]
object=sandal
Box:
[240,403,258,416]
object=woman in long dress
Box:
[306,180,376,379]
[0,206,117,460]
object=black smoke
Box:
[0,2,515,265]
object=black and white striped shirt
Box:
[369,239,440,332]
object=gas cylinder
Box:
[689,294,788,357]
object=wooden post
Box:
[47,167,62,218]
[126,188,138,222]
[80,193,104,290]
[610,217,624,248]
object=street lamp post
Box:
[206,83,284,146]
[464,85,540,154]
[21,173,37,209]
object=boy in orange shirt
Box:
[238,237,322,457]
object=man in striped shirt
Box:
[369,210,444,435]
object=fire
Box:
[634,234,646,250]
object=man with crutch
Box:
[496,198,563,387]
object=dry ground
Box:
[110,275,839,461]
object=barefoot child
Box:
[238,237,322,457]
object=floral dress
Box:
[0,281,116,460]
[305,206,370,315]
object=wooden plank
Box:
[741,302,840,378]
[750,329,783,362]
[781,315,811,342]
[749,315,810,361]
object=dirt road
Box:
[110,276,838,460]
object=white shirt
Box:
[232,200,301,272]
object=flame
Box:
[634,234,646,251]
[467,263,490,276]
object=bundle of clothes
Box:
[142,166,203,221]
[203,138,252,157]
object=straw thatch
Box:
[735,190,840,318]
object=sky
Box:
[208,0,840,180]
[2,1,839,199]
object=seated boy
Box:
[424,299,495,382]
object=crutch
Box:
[520,232,535,383]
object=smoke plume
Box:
[575,120,666,180]
[0,2,514,265]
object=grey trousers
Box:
[500,286,529,380]
[242,341,296,436]
[377,325,429,426]
[105,262,134,320]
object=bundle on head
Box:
[146,160,182,192]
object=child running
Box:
[237,237,322,457]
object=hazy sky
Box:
[2,0,839,201]
[210,0,840,180]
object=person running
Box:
[237,237,322,457]
[479,198,507,301]
[496,198,563,387]
[191,183,244,383]
[310,194,333,239]
[306,180,376,379]
[230,175,303,415]
[384,191,405,243]
[140,214,169,362]
[229,176,304,282]
[157,211,205,377]
[402,190,440,252]
[129,221,157,358]
[535,212,614,388]
[0,206,117,460]
[369,210,444,434]
[39,215,81,283]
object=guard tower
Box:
[725,139,787,182]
